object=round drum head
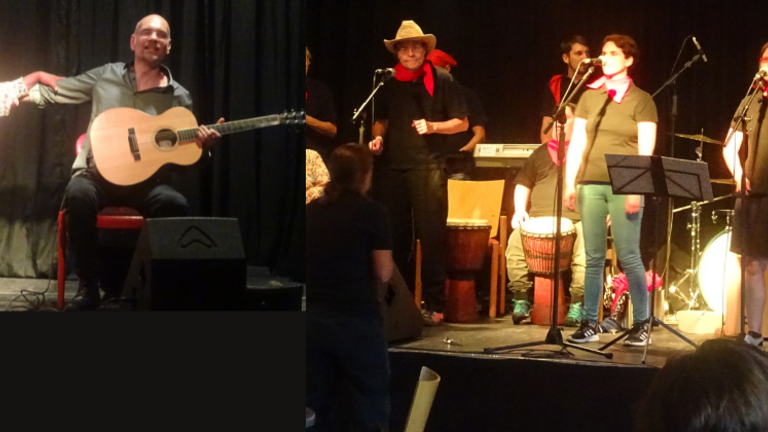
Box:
[446,218,490,228]
[698,230,740,315]
[521,216,574,236]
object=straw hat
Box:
[384,20,436,54]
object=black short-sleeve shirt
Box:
[306,77,338,161]
[444,84,488,153]
[514,144,581,221]
[375,63,469,168]
[730,94,768,195]
[306,192,393,318]
[574,82,658,183]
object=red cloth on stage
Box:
[587,76,632,104]
[394,62,434,97]
[548,75,563,106]
[426,49,457,68]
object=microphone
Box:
[375,68,395,76]
[755,68,768,80]
[583,56,607,66]
[692,37,708,63]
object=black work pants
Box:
[374,167,447,312]
[62,170,189,286]
[306,312,390,432]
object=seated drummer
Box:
[505,111,586,326]
[506,37,591,325]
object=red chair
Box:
[56,134,145,310]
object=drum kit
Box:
[667,131,739,318]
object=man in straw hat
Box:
[369,20,468,326]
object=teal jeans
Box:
[578,184,648,324]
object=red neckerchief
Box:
[547,139,569,166]
[394,61,434,97]
[548,75,563,105]
[587,76,632,103]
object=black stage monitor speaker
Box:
[380,265,423,342]
[121,218,246,310]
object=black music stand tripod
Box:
[598,155,712,363]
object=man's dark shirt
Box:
[514,144,580,222]
[375,63,468,169]
[306,77,338,161]
[444,84,488,153]
[30,62,193,177]
[306,192,392,319]
[731,94,768,195]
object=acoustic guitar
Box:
[89,107,304,186]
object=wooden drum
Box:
[444,218,491,323]
[520,217,576,325]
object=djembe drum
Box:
[444,218,491,323]
[520,217,576,325]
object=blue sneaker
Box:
[512,300,532,324]
[563,302,584,327]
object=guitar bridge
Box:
[128,128,141,161]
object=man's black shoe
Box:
[99,294,123,311]
[65,279,101,311]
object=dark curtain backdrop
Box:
[0,0,305,279]
[308,0,767,261]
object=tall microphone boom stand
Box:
[651,52,704,322]
[351,72,391,144]
[484,65,611,359]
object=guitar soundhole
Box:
[154,129,178,150]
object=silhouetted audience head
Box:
[323,143,373,201]
[636,338,768,432]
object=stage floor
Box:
[387,315,727,432]
[0,277,76,311]
[391,314,715,368]
[0,274,307,311]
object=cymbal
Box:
[710,178,735,185]
[673,132,723,145]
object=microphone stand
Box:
[351,72,391,145]
[650,52,703,322]
[722,76,765,339]
[484,65,611,359]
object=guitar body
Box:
[90,107,203,186]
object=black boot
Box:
[65,278,101,311]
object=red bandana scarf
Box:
[394,61,434,96]
[547,139,569,166]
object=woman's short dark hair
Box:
[603,34,639,65]
[561,35,588,56]
[635,338,768,432]
[322,144,373,202]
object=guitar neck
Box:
[177,114,282,141]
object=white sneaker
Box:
[745,332,764,349]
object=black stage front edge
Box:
[384,320,714,432]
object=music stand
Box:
[598,154,711,363]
